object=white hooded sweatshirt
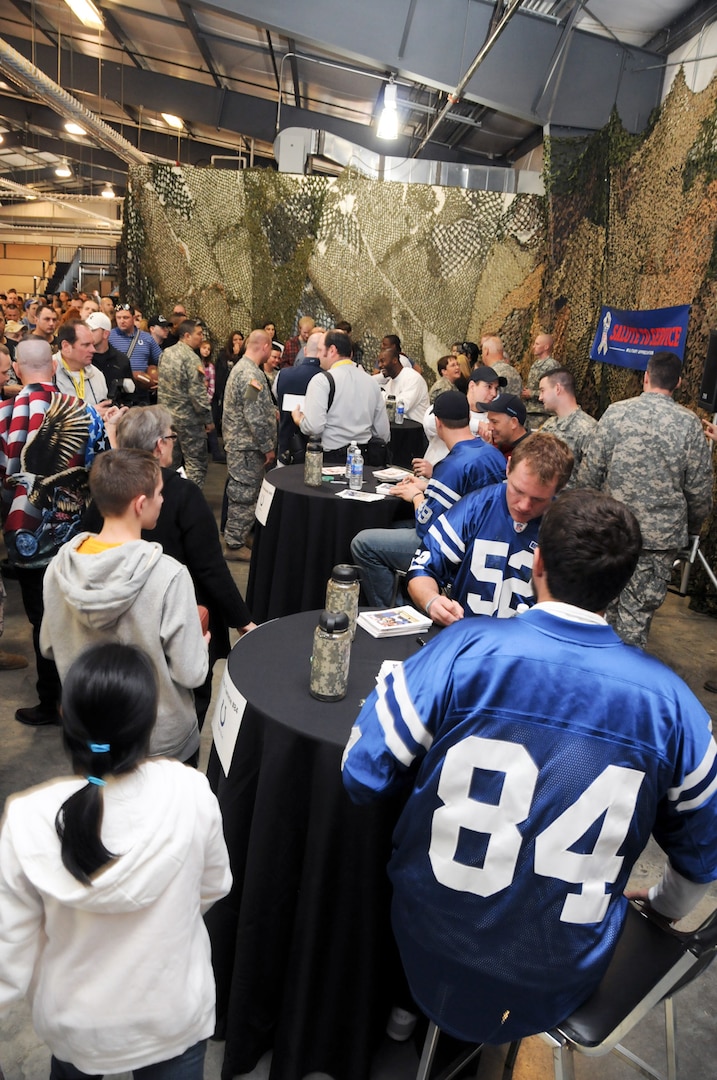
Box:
[40,535,208,761]
[0,759,231,1073]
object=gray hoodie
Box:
[40,534,208,760]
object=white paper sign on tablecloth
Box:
[254,477,276,526]
[211,664,248,777]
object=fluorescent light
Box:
[101,183,115,199]
[162,113,184,130]
[65,121,87,136]
[55,158,72,178]
[62,0,104,30]
[377,80,399,140]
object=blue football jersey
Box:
[408,481,539,615]
[342,609,717,1043]
[415,439,506,541]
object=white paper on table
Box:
[255,477,276,525]
[335,488,385,502]
[211,664,248,777]
[282,393,305,412]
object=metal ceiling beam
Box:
[1,34,497,164]
[411,0,523,157]
[0,94,263,173]
[532,0,584,117]
[644,0,717,54]
[177,0,226,88]
[8,0,62,49]
[96,2,151,71]
[202,0,663,133]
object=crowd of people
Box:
[1,284,717,1077]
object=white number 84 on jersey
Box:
[429,736,644,924]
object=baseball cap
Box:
[86,312,112,332]
[5,320,26,334]
[433,390,470,423]
[470,365,506,387]
[148,315,169,328]
[479,393,527,424]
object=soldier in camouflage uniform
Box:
[521,333,560,428]
[223,330,277,560]
[578,351,712,648]
[158,320,214,487]
[481,335,523,398]
[539,367,597,487]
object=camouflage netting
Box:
[542,69,717,615]
[122,163,544,381]
[122,68,717,608]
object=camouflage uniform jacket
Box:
[524,355,560,424]
[492,361,522,397]
[578,391,712,549]
[158,341,212,425]
[223,357,277,462]
[541,407,597,488]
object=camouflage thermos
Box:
[310,610,351,701]
[304,440,324,487]
[325,563,360,639]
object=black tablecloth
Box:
[247,465,408,622]
[388,418,427,468]
[206,611,436,1080]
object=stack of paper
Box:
[357,606,433,638]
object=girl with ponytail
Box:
[0,643,231,1079]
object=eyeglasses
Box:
[116,303,133,311]
[161,433,179,442]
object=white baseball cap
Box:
[86,312,112,332]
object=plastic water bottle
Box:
[396,399,405,424]
[349,445,364,490]
[346,441,357,480]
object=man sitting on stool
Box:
[351,393,505,608]
[343,489,717,1045]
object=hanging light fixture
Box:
[65,121,87,136]
[161,113,184,130]
[62,0,104,30]
[101,182,115,198]
[54,158,72,178]
[377,79,399,140]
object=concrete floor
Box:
[1,459,717,1079]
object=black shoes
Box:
[15,705,61,727]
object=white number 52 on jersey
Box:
[428,736,644,924]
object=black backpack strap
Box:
[321,369,336,411]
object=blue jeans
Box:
[351,523,419,607]
[50,1039,206,1080]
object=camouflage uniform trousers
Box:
[606,549,676,649]
[225,448,266,549]
[174,420,209,488]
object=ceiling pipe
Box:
[0,176,122,228]
[0,37,149,166]
[411,0,525,158]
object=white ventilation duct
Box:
[0,37,149,166]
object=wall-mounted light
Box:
[161,113,184,130]
[377,80,399,140]
[62,0,104,30]
[65,121,87,136]
[55,158,72,178]
[101,182,115,199]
